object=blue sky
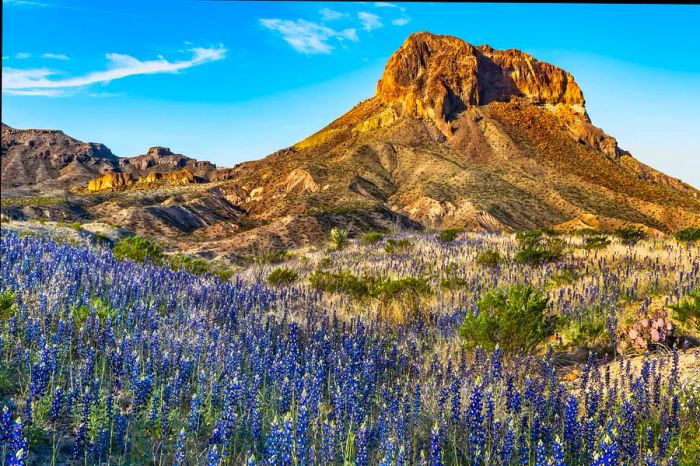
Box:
[2,1,699,188]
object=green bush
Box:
[572,228,603,236]
[515,232,564,265]
[384,238,413,255]
[252,249,289,266]
[436,228,464,243]
[0,289,17,321]
[361,231,386,245]
[548,269,579,287]
[476,250,502,267]
[113,235,164,264]
[582,235,611,250]
[613,226,647,245]
[309,270,375,299]
[168,254,232,281]
[266,267,298,287]
[669,289,700,331]
[440,262,467,290]
[169,254,212,275]
[674,226,700,242]
[374,277,432,302]
[309,270,431,302]
[459,284,556,353]
[560,313,610,347]
[330,227,349,250]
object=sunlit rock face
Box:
[376,31,585,136]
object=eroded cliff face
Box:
[375,32,586,136]
[87,173,136,192]
[86,169,198,192]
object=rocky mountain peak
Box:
[375,31,586,135]
[147,146,175,157]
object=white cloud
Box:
[260,18,358,54]
[358,12,383,32]
[3,0,49,6]
[2,45,227,96]
[15,52,31,59]
[41,53,69,60]
[392,17,411,26]
[374,2,396,7]
[319,8,346,22]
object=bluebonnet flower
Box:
[355,421,369,466]
[264,414,293,466]
[1,405,13,443]
[206,445,220,466]
[174,428,186,466]
[429,422,443,466]
[8,417,27,466]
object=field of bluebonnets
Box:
[1,226,699,465]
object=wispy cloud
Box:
[373,1,411,25]
[319,8,346,22]
[260,19,358,54]
[41,53,69,60]
[2,45,227,97]
[2,0,49,6]
[15,52,31,59]
[357,12,383,32]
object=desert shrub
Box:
[669,289,700,331]
[317,257,333,269]
[169,254,212,275]
[253,249,289,266]
[613,226,647,245]
[330,227,349,250]
[440,262,467,290]
[674,226,700,242]
[72,297,118,324]
[309,271,430,303]
[582,234,611,250]
[460,284,555,353]
[436,227,464,243]
[548,268,579,287]
[361,231,386,245]
[309,271,374,299]
[0,289,17,321]
[560,313,610,347]
[384,238,413,255]
[515,232,564,265]
[617,311,674,353]
[266,267,298,287]
[572,228,603,236]
[113,235,164,264]
[374,277,432,302]
[476,250,502,267]
[168,254,232,281]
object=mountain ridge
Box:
[2,31,698,256]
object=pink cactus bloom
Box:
[641,318,649,328]
[651,328,660,341]
[629,329,638,340]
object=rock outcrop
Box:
[119,146,217,177]
[376,32,585,136]
[87,172,136,192]
[86,168,198,192]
